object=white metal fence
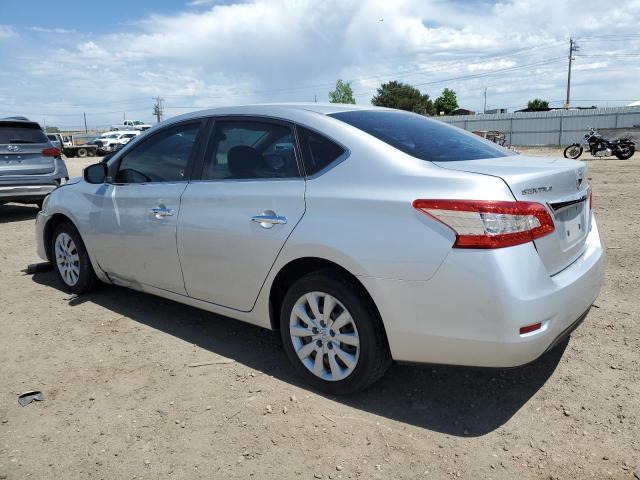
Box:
[435,106,640,147]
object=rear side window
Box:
[0,123,48,144]
[201,120,300,180]
[329,110,515,162]
[297,127,345,175]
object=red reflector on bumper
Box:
[519,322,542,335]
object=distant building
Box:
[452,108,475,115]
[515,106,597,113]
[484,108,508,114]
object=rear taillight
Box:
[42,147,61,157]
[413,199,555,249]
[588,188,593,210]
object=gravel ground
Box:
[0,150,638,479]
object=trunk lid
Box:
[0,144,55,175]
[434,155,590,275]
[0,121,56,176]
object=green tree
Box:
[527,98,550,111]
[433,88,459,115]
[371,81,433,114]
[328,79,356,104]
[45,126,61,133]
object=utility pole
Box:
[153,96,164,123]
[314,94,317,103]
[83,112,88,134]
[565,37,579,109]
[483,87,487,114]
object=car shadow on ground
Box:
[32,270,566,437]
[0,204,39,224]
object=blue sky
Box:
[1,0,639,129]
[0,0,187,33]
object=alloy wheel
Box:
[55,232,80,287]
[289,291,360,381]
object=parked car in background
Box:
[110,120,151,131]
[46,134,62,149]
[93,131,140,155]
[47,133,74,150]
[36,104,604,394]
[1,116,68,208]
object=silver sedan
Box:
[36,104,605,394]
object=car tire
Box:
[280,270,391,395]
[77,148,88,158]
[51,222,100,294]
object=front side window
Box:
[201,120,300,180]
[297,127,345,175]
[114,122,201,183]
[329,110,515,162]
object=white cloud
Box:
[2,0,640,128]
[0,24,15,39]
[28,26,77,34]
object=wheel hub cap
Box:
[289,291,360,382]
[54,232,80,287]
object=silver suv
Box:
[0,117,69,208]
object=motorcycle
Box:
[564,127,635,160]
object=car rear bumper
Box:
[0,184,57,200]
[0,158,68,202]
[359,216,605,368]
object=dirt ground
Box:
[1,149,638,480]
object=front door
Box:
[178,118,306,311]
[90,120,205,294]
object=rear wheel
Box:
[51,222,100,294]
[77,148,88,158]
[280,270,391,394]
[87,149,96,157]
[615,145,634,160]
[564,144,583,159]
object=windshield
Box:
[0,123,49,144]
[329,110,515,162]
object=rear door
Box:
[0,121,54,176]
[89,120,207,293]
[177,117,305,311]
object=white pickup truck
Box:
[110,120,152,131]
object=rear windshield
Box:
[329,110,515,162]
[0,123,48,144]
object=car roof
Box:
[0,116,42,129]
[190,103,381,116]
[161,103,392,129]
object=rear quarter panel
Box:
[280,125,519,281]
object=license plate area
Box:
[555,200,588,247]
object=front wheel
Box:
[615,145,635,160]
[564,144,583,159]
[280,270,391,395]
[51,222,100,294]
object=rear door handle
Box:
[150,206,174,218]
[251,211,287,228]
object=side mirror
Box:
[83,163,109,184]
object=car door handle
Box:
[251,212,287,228]
[150,207,174,218]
